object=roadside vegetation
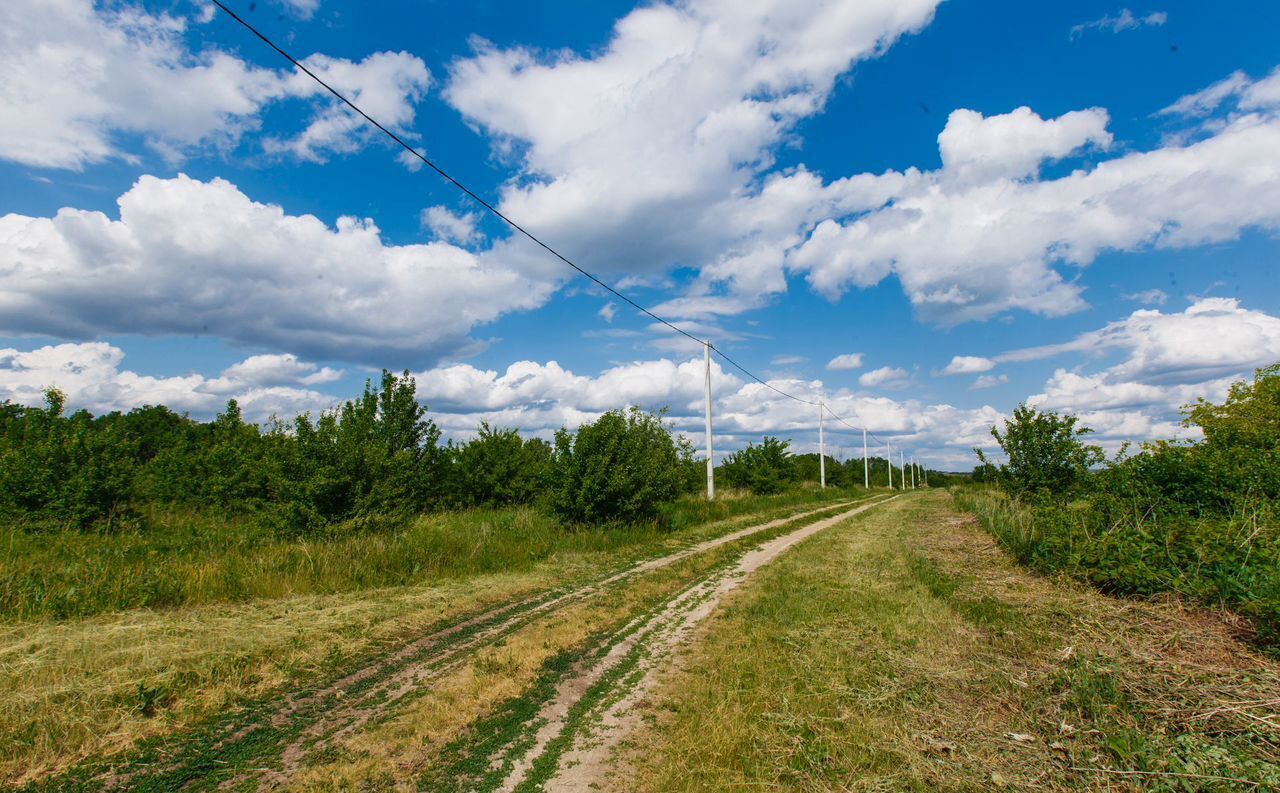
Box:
[623,493,1280,791]
[963,364,1280,648]
[0,370,933,623]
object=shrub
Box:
[548,408,685,524]
[721,436,796,495]
[977,403,1104,502]
[447,422,553,507]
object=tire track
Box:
[75,498,862,792]
[485,496,897,793]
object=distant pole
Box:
[900,451,905,491]
[703,341,714,501]
[911,456,917,489]
[818,402,826,489]
[887,441,892,489]
[924,465,928,487]
[862,428,869,489]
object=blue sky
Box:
[2,0,1280,469]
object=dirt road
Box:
[41,495,891,792]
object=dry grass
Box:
[280,538,743,790]
[1,494,847,786]
[619,491,1280,792]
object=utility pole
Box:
[887,441,892,489]
[862,428,869,489]
[703,341,714,501]
[911,456,917,489]
[900,451,906,491]
[818,402,826,489]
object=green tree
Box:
[449,422,552,507]
[548,408,683,524]
[978,403,1103,501]
[721,436,796,495]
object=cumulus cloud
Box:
[421,206,483,245]
[411,355,1002,469]
[1070,9,1167,39]
[0,174,553,366]
[0,0,429,169]
[940,355,995,376]
[858,366,910,390]
[0,342,338,421]
[826,353,865,371]
[972,374,1008,390]
[445,0,942,309]
[786,94,1280,325]
[1002,298,1280,385]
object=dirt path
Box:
[75,497,867,792]
[486,497,897,793]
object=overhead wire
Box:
[209,0,909,459]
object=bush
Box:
[977,403,1104,502]
[721,436,796,495]
[447,422,552,507]
[548,408,685,525]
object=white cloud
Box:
[445,0,942,311]
[421,206,483,245]
[826,353,864,371]
[858,366,910,390]
[771,355,805,366]
[0,0,429,169]
[275,0,320,19]
[937,106,1112,184]
[972,374,1007,390]
[0,174,553,366]
[1070,9,1167,39]
[206,353,342,392]
[412,354,1003,470]
[0,342,338,421]
[1125,288,1168,305]
[786,95,1280,325]
[1002,298,1280,385]
[940,355,995,376]
[598,302,618,323]
[1160,66,1280,118]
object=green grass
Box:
[0,488,860,622]
[954,487,1280,649]
[624,491,1280,792]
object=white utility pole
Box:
[703,341,714,501]
[900,451,906,491]
[818,402,826,489]
[862,428,869,489]
[887,441,892,489]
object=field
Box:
[4,489,1278,791]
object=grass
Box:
[0,488,855,622]
[954,487,1280,649]
[0,489,862,786]
[622,490,1280,791]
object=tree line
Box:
[0,369,926,534]
[969,364,1280,645]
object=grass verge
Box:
[1,490,863,786]
[621,491,1280,792]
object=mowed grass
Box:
[0,488,851,622]
[623,491,1280,792]
[0,489,858,785]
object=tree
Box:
[449,422,552,507]
[548,408,683,525]
[721,436,796,495]
[978,403,1103,501]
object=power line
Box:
[209,0,904,451]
